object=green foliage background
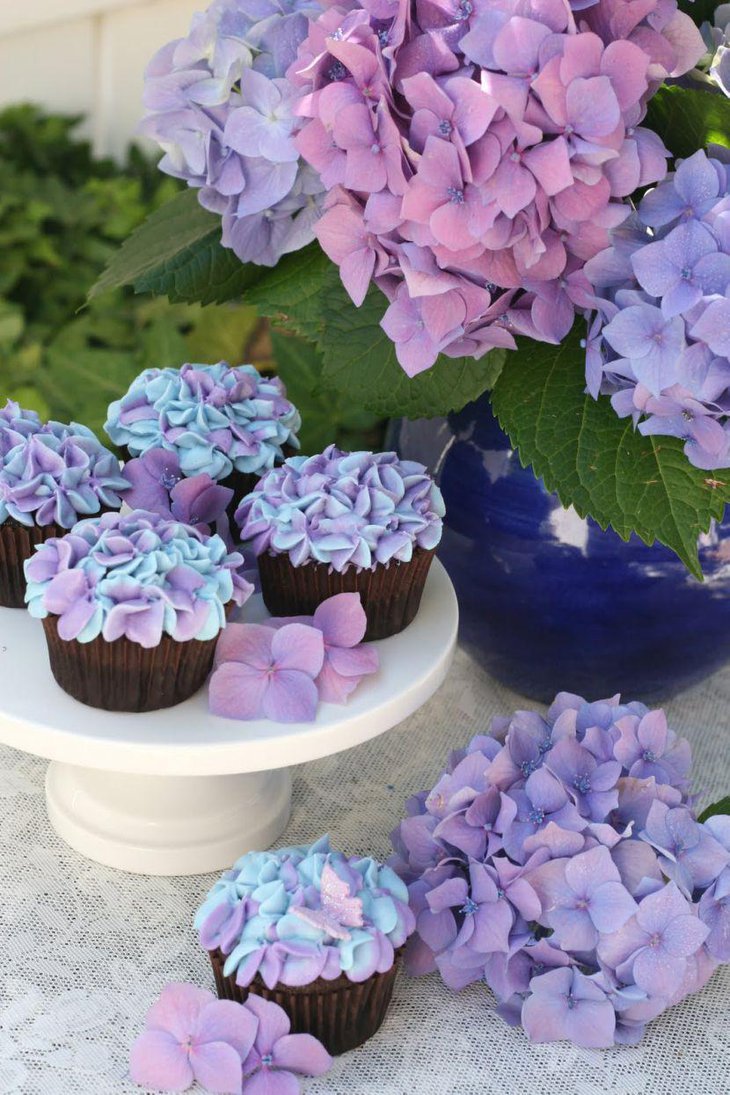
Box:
[0,105,382,451]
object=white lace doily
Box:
[1,646,728,1095]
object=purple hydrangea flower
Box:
[585,148,730,470]
[390,692,730,1047]
[141,0,326,267]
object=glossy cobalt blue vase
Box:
[391,397,730,703]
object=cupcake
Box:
[0,410,128,609]
[195,836,415,1055]
[235,446,445,639]
[104,362,301,508]
[24,510,253,711]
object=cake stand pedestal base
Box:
[45,763,292,875]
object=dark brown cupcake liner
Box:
[209,947,402,1056]
[0,519,64,609]
[41,615,219,712]
[257,547,436,640]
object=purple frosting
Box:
[235,445,445,572]
[24,510,253,647]
[0,423,129,529]
[194,835,415,988]
[0,399,42,458]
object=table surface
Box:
[1,644,729,1095]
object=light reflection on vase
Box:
[391,398,730,703]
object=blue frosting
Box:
[104,362,301,480]
[194,835,415,988]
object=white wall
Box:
[0,0,202,159]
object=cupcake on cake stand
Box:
[0,559,457,875]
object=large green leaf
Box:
[490,325,730,578]
[316,274,505,418]
[646,86,730,161]
[246,244,332,342]
[90,190,212,297]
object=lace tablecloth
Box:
[1,645,729,1095]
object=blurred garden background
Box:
[0,2,383,453]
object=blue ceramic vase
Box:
[391,397,730,703]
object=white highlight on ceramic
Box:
[0,559,458,875]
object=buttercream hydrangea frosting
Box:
[0,421,128,529]
[0,399,43,458]
[24,510,253,647]
[195,835,415,987]
[236,445,445,571]
[104,362,301,481]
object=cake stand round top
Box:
[0,558,457,776]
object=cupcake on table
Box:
[235,445,445,639]
[24,510,253,712]
[195,835,414,1055]
[0,401,128,608]
[104,362,301,508]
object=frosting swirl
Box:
[24,510,253,647]
[235,445,445,572]
[0,425,129,529]
[0,399,42,458]
[194,835,415,987]
[104,362,301,480]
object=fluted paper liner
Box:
[0,519,63,609]
[209,947,402,1056]
[41,616,219,712]
[257,548,435,641]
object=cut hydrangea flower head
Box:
[104,362,301,483]
[390,691,730,1047]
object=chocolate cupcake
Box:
[24,510,253,711]
[0,403,128,608]
[235,445,445,639]
[195,836,415,1055]
[104,362,301,511]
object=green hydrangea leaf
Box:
[315,273,504,418]
[698,796,730,823]
[645,86,730,161]
[246,243,332,342]
[490,325,730,579]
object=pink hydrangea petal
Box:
[312,592,367,646]
[209,662,270,720]
[194,1000,258,1059]
[214,623,275,671]
[191,1041,243,1094]
[271,1033,333,1076]
[262,669,320,722]
[271,623,324,676]
[146,983,215,1040]
[327,644,379,679]
[129,1030,194,1092]
[246,995,291,1053]
[243,1069,300,1095]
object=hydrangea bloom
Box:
[140,0,326,266]
[291,0,704,375]
[390,692,730,1047]
[584,148,730,469]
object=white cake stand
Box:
[0,560,457,875]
